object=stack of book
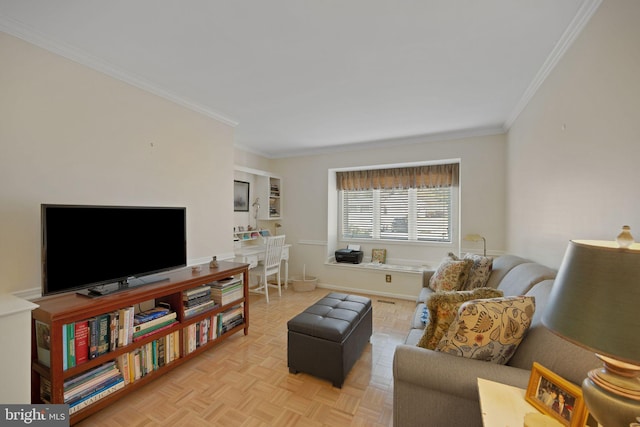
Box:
[55,307,135,370]
[219,304,244,335]
[132,307,178,342]
[209,276,244,306]
[63,361,124,415]
[184,316,218,354]
[183,285,218,318]
[116,330,180,384]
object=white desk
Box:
[234,244,291,287]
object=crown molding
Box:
[0,17,239,128]
[263,126,505,159]
[504,0,602,130]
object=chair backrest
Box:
[263,235,286,270]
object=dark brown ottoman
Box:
[287,292,372,388]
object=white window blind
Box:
[341,187,452,242]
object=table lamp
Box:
[543,236,640,426]
[464,233,486,256]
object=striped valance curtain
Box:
[336,163,459,191]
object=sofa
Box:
[393,255,599,427]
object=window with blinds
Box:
[341,187,452,242]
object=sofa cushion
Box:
[429,256,473,292]
[497,263,556,296]
[436,295,535,365]
[507,280,599,383]
[484,255,529,289]
[417,287,503,350]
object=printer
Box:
[335,248,364,264]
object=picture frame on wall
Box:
[234,180,250,212]
[525,362,589,427]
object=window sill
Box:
[325,260,431,275]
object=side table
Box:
[477,377,539,426]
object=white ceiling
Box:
[0,1,600,158]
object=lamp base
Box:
[583,377,640,427]
[583,355,640,427]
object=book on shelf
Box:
[183,284,211,298]
[65,369,122,404]
[221,316,244,334]
[88,317,98,359]
[183,300,218,318]
[132,320,178,342]
[210,283,244,306]
[64,323,75,370]
[109,310,119,350]
[208,276,242,288]
[115,330,180,382]
[134,306,170,325]
[69,377,125,415]
[63,361,117,391]
[96,313,110,356]
[133,311,177,334]
[183,293,212,308]
[117,306,135,347]
[74,320,89,366]
[64,362,121,402]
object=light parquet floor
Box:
[76,287,415,427]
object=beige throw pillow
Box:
[428,256,473,292]
[417,287,504,350]
[447,252,493,290]
[435,296,535,364]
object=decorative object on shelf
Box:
[464,233,486,256]
[209,256,218,269]
[191,265,202,273]
[234,180,250,212]
[543,238,640,427]
[616,225,634,248]
[371,248,387,264]
[252,197,260,229]
[525,362,588,426]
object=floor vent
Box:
[377,299,396,304]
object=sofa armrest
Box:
[422,269,435,288]
[393,345,531,401]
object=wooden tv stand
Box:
[31,261,249,425]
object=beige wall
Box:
[262,134,507,299]
[0,32,235,295]
[506,0,640,268]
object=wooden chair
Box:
[249,235,286,303]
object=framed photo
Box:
[525,362,588,427]
[372,248,387,264]
[234,180,250,212]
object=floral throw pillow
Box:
[428,256,473,292]
[416,287,503,350]
[462,253,493,290]
[435,296,535,365]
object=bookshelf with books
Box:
[31,261,249,425]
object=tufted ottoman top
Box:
[287,292,372,342]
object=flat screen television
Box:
[42,204,187,297]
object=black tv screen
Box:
[42,204,187,296]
